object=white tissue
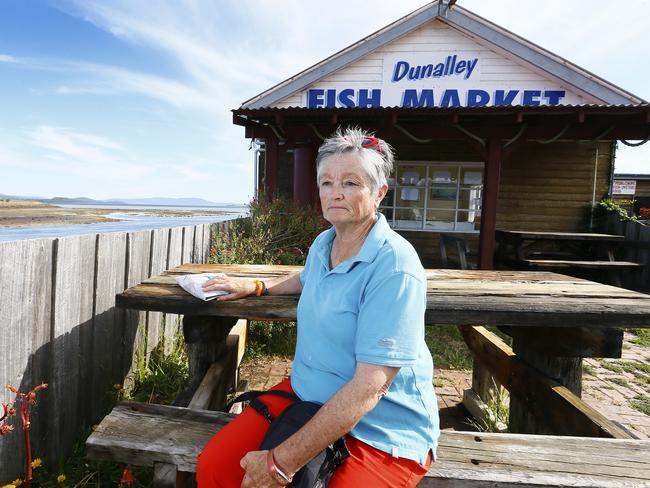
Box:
[175,273,228,301]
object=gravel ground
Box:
[238,331,650,438]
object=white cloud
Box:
[0,54,17,63]
[63,62,226,112]
[25,125,154,179]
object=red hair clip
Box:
[361,136,382,154]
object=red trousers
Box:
[196,378,432,488]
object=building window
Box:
[379,161,483,232]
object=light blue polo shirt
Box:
[291,213,440,463]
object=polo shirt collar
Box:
[314,213,390,274]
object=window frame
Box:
[380,160,484,233]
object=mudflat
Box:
[0,199,230,228]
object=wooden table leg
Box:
[173,315,237,407]
[508,334,582,434]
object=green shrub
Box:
[127,332,189,405]
[246,321,298,359]
[211,196,326,357]
[594,198,637,224]
[210,195,327,266]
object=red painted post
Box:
[293,144,318,206]
[478,136,502,270]
[264,136,279,200]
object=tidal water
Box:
[0,205,247,242]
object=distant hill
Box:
[116,197,240,207]
[44,196,128,205]
[0,194,243,207]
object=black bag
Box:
[228,390,350,488]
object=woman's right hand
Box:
[202,275,257,301]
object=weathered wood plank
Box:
[510,333,583,434]
[497,326,623,358]
[85,402,234,471]
[117,282,650,328]
[0,238,54,482]
[178,316,238,407]
[164,227,184,353]
[93,232,127,421]
[624,220,639,263]
[188,335,238,411]
[193,224,204,265]
[521,259,642,268]
[86,403,650,487]
[153,462,177,488]
[143,273,642,302]
[203,224,212,264]
[496,231,624,241]
[50,234,96,464]
[148,228,170,355]
[124,230,152,382]
[181,225,194,266]
[638,225,650,286]
[459,326,632,438]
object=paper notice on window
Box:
[433,171,452,183]
[463,171,482,185]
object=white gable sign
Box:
[305,51,573,108]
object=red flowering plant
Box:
[3,383,48,488]
[0,399,16,436]
[639,207,650,220]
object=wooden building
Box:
[232,1,650,268]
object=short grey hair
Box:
[316,127,395,191]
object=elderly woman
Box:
[196,127,439,488]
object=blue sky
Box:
[1,0,649,204]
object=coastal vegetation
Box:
[1,335,188,487]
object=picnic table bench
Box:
[495,230,643,286]
[87,401,650,488]
[85,263,650,487]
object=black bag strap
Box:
[226,389,300,422]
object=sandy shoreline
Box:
[0,200,233,228]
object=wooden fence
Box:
[602,213,650,291]
[0,220,237,482]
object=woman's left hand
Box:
[240,450,281,488]
[202,275,257,301]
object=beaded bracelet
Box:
[254,279,264,297]
[254,279,268,296]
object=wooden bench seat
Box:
[86,401,650,487]
[521,259,644,269]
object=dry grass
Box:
[0,198,53,208]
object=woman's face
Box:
[318,152,387,229]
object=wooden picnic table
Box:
[116,263,650,435]
[494,229,642,286]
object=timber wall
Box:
[497,141,613,232]
[275,139,611,267]
[0,221,235,482]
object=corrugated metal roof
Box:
[235,104,650,114]
[614,174,650,179]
